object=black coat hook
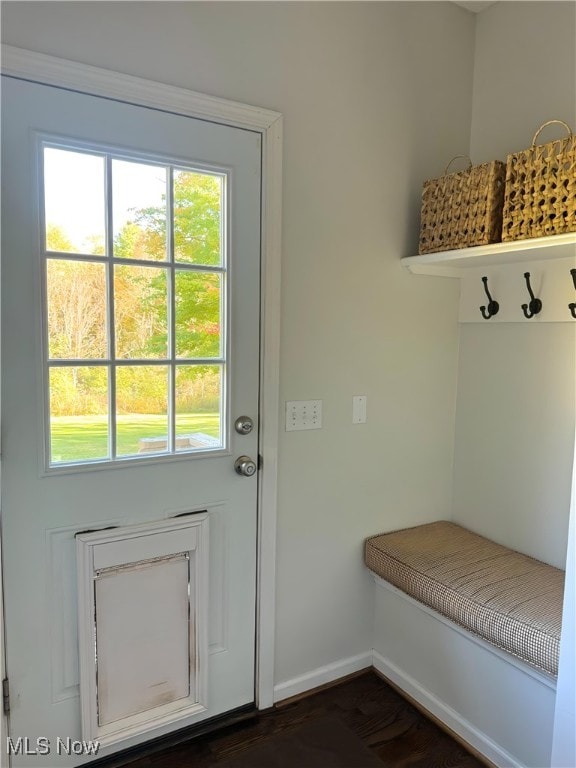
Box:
[569,268,576,319]
[521,272,542,319]
[479,276,499,319]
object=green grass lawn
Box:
[50,413,220,463]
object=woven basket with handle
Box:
[502,120,576,242]
[419,156,505,255]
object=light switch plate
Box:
[285,400,322,431]
[352,395,367,424]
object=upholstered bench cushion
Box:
[365,521,564,676]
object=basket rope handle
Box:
[532,120,573,146]
[444,155,473,175]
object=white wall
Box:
[452,1,576,567]
[452,324,575,567]
[0,2,475,687]
[470,1,576,165]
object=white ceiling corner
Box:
[452,1,498,13]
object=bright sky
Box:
[44,147,166,252]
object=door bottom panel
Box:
[76,517,209,747]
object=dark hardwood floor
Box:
[115,671,486,767]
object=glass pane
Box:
[49,366,109,464]
[173,170,223,266]
[47,259,107,359]
[114,265,167,358]
[116,366,168,456]
[44,147,106,255]
[112,160,168,262]
[175,365,222,451]
[175,271,222,358]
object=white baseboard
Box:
[273,649,528,767]
[372,650,523,768]
[273,651,372,703]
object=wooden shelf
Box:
[402,233,576,277]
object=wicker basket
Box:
[419,156,505,254]
[502,120,576,242]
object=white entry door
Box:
[1,75,261,765]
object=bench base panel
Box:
[373,577,556,768]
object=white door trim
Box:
[0,535,6,767]
[0,44,282,712]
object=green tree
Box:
[46,225,108,416]
[114,220,163,261]
[46,223,74,252]
[47,171,224,417]
[132,170,221,266]
[174,271,220,358]
[46,225,107,361]
[114,170,222,360]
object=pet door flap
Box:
[76,516,208,746]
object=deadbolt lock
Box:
[234,416,254,435]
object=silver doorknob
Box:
[234,416,254,435]
[234,455,257,477]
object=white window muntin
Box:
[39,137,230,471]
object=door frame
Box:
[0,535,6,767]
[0,45,281,713]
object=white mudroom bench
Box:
[364,521,564,768]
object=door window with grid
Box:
[42,142,228,467]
